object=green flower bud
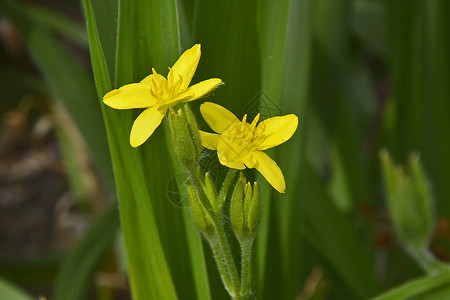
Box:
[168,108,201,167]
[230,173,262,239]
[380,149,435,249]
[187,180,214,235]
[230,175,245,233]
[205,172,219,211]
[183,104,203,156]
[248,181,261,234]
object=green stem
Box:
[208,237,233,295]
[186,165,240,297]
[408,244,450,274]
[239,238,253,298]
[213,213,241,297]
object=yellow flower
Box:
[199,102,298,193]
[103,44,222,147]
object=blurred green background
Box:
[0,0,450,299]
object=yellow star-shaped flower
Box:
[103,44,222,147]
[199,102,298,193]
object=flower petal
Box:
[216,140,247,170]
[257,114,298,150]
[130,106,167,147]
[169,44,201,92]
[185,78,223,100]
[200,102,240,133]
[199,131,220,150]
[139,74,154,86]
[103,83,157,109]
[251,151,286,193]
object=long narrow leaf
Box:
[0,277,33,300]
[53,205,120,300]
[84,1,179,299]
[373,273,450,300]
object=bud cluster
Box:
[230,173,261,241]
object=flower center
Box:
[223,113,266,152]
[149,68,183,101]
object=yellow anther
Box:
[174,75,183,91]
[150,88,160,99]
[250,113,260,128]
[152,67,159,77]
[168,67,174,89]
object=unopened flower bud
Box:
[380,149,435,248]
[248,181,261,234]
[230,175,245,233]
[205,172,219,211]
[230,173,261,240]
[168,108,201,167]
[184,104,203,156]
[187,180,214,235]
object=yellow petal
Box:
[130,106,167,147]
[199,131,220,150]
[185,78,223,100]
[257,114,298,150]
[252,151,286,193]
[139,74,154,86]
[103,83,157,109]
[200,102,239,133]
[216,140,248,170]
[169,44,201,92]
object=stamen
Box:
[152,68,170,96]
[250,113,260,128]
[152,67,159,77]
[174,75,183,91]
[168,67,174,90]
[150,88,160,98]
[151,78,159,91]
[241,114,247,132]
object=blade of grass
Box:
[89,0,118,81]
[372,272,450,300]
[422,1,450,217]
[352,0,387,57]
[0,278,33,300]
[266,1,312,299]
[22,3,88,47]
[192,0,261,114]
[114,0,210,298]
[256,0,296,298]
[84,1,179,298]
[300,163,379,299]
[53,205,120,300]
[386,0,422,159]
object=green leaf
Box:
[300,163,380,299]
[53,205,120,300]
[0,277,33,300]
[84,0,183,299]
[256,0,297,298]
[192,0,261,114]
[352,0,387,56]
[373,272,450,300]
[114,0,212,299]
[89,0,118,81]
[22,3,88,47]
